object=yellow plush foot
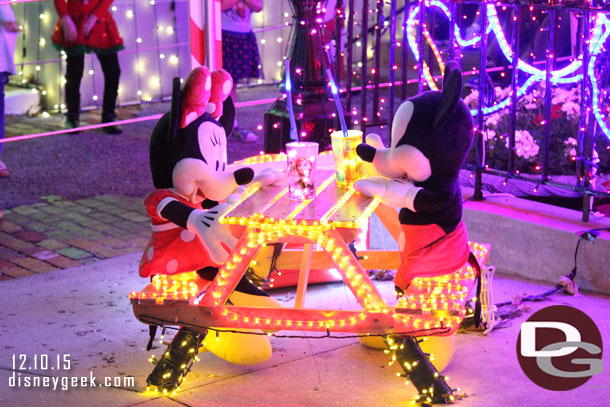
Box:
[358,335,387,350]
[419,334,455,372]
[358,333,455,372]
[202,328,272,365]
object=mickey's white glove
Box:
[83,14,98,37]
[186,203,237,264]
[354,176,421,211]
[252,167,285,188]
[361,134,385,178]
[61,16,78,44]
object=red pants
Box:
[395,221,470,290]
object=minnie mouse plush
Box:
[143,68,283,392]
[141,66,281,281]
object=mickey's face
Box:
[356,100,432,183]
[356,62,473,183]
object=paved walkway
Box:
[4,105,143,138]
[0,195,149,280]
[0,87,282,281]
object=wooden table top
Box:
[222,154,379,229]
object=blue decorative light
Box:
[404,1,610,140]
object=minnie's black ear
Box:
[219,96,236,137]
[434,61,462,131]
[168,77,181,141]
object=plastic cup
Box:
[331,130,363,188]
[286,141,319,200]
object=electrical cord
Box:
[494,227,608,308]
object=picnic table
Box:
[129,152,489,402]
[130,152,487,336]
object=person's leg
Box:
[65,53,85,127]
[222,30,256,142]
[0,72,9,177]
[0,72,8,156]
[97,52,122,134]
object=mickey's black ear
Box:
[434,61,462,131]
[219,96,236,137]
[167,77,181,140]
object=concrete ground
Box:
[0,248,609,407]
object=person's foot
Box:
[0,159,9,178]
[65,118,80,134]
[231,126,257,143]
[102,113,122,134]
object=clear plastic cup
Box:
[286,141,319,200]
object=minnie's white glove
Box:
[252,167,285,188]
[83,14,98,37]
[61,16,78,44]
[225,186,247,205]
[354,176,421,211]
[186,203,238,264]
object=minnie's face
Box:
[172,121,234,203]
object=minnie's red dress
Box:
[139,189,218,278]
[52,0,123,53]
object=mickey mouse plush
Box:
[354,61,474,295]
[355,61,476,403]
[142,67,283,383]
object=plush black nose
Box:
[356,143,376,163]
[234,168,254,185]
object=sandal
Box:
[0,159,9,178]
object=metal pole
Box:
[508,5,521,175]
[372,0,383,124]
[360,0,369,133]
[417,0,425,94]
[474,2,488,202]
[448,0,457,62]
[335,0,343,89]
[577,5,590,221]
[542,8,556,182]
[346,0,354,120]
[401,1,409,100]
[389,0,397,128]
